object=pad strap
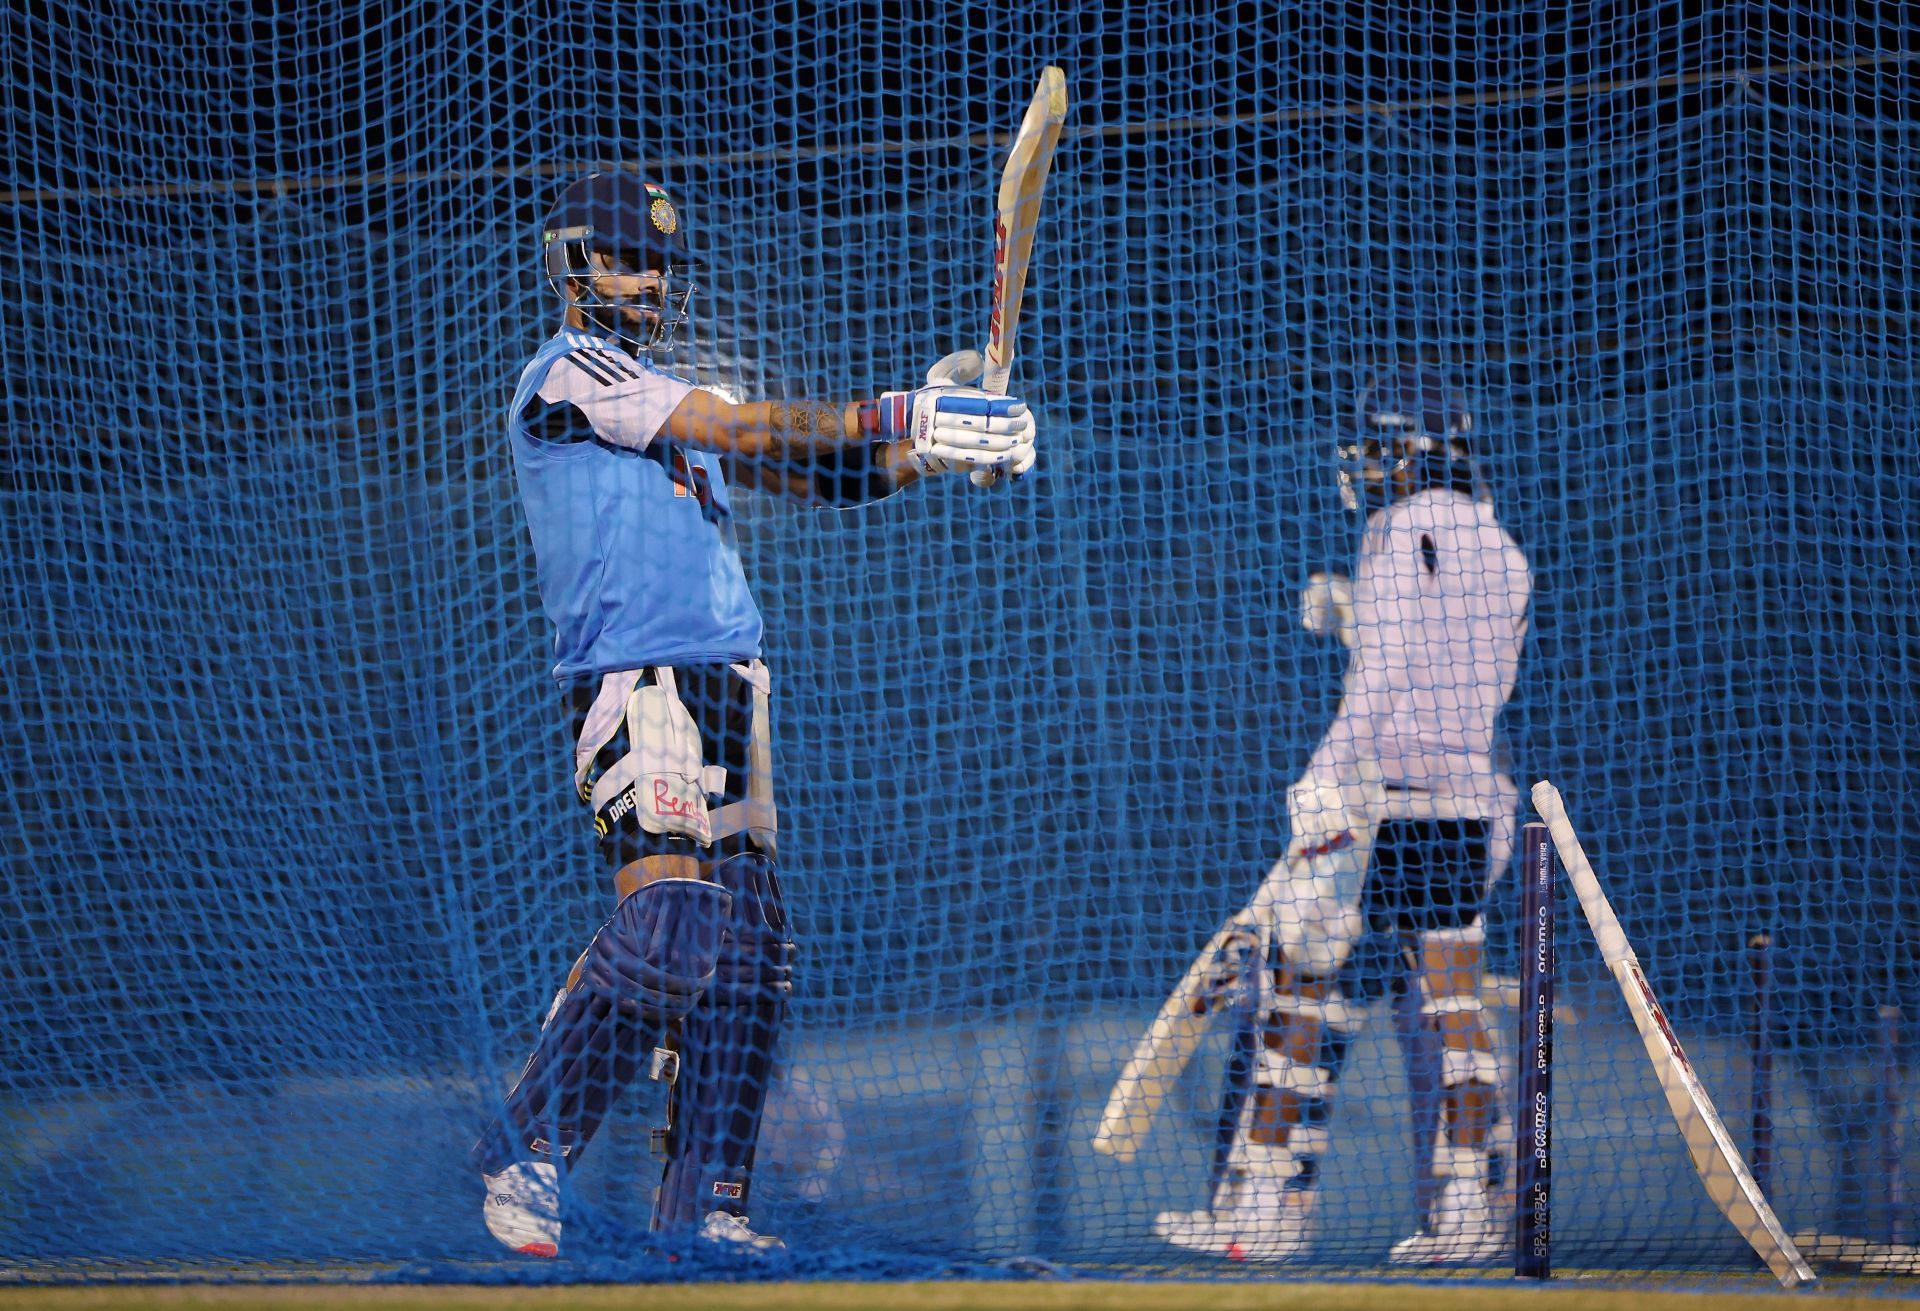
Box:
[1269,990,1369,1033]
[1255,1049,1333,1098]
[1419,919,1487,948]
[706,660,777,853]
[1440,1046,1501,1088]
[1238,1126,1330,1181]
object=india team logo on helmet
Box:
[541,172,696,354]
[1340,365,1485,513]
[645,183,678,237]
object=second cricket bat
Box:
[1531,781,1816,1289]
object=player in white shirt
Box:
[1154,367,1531,1264]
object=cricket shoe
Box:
[698,1209,786,1253]
[1388,1179,1508,1265]
[1154,1177,1317,1264]
[481,1162,561,1257]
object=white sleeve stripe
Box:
[528,354,693,453]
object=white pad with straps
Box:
[1250,771,1383,978]
[1255,1048,1334,1099]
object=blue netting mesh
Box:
[3,0,1916,1287]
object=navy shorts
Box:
[1363,817,1491,935]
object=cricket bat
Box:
[1531,781,1817,1289]
[983,66,1068,396]
[1095,918,1259,1163]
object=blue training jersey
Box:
[508,329,764,680]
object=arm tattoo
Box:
[760,402,846,465]
[766,401,844,440]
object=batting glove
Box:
[913,348,1039,486]
[877,383,1036,477]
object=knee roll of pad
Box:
[472,878,732,1176]
[585,877,734,1020]
[1440,1046,1501,1088]
[1273,907,1365,977]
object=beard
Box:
[582,301,663,350]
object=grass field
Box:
[2,1280,1916,1311]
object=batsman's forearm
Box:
[724,400,861,461]
[874,439,925,491]
[743,401,920,488]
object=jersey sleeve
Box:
[531,348,696,452]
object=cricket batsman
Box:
[1148,365,1532,1263]
[472,171,1037,1257]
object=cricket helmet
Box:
[541,172,695,353]
[1340,365,1484,513]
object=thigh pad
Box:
[568,661,777,869]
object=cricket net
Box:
[2,0,1915,1286]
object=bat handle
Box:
[970,360,1014,486]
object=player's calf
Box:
[653,852,794,1240]
[1391,921,1508,1264]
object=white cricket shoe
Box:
[1388,1179,1507,1265]
[1154,1177,1317,1264]
[698,1209,786,1252]
[481,1162,561,1258]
